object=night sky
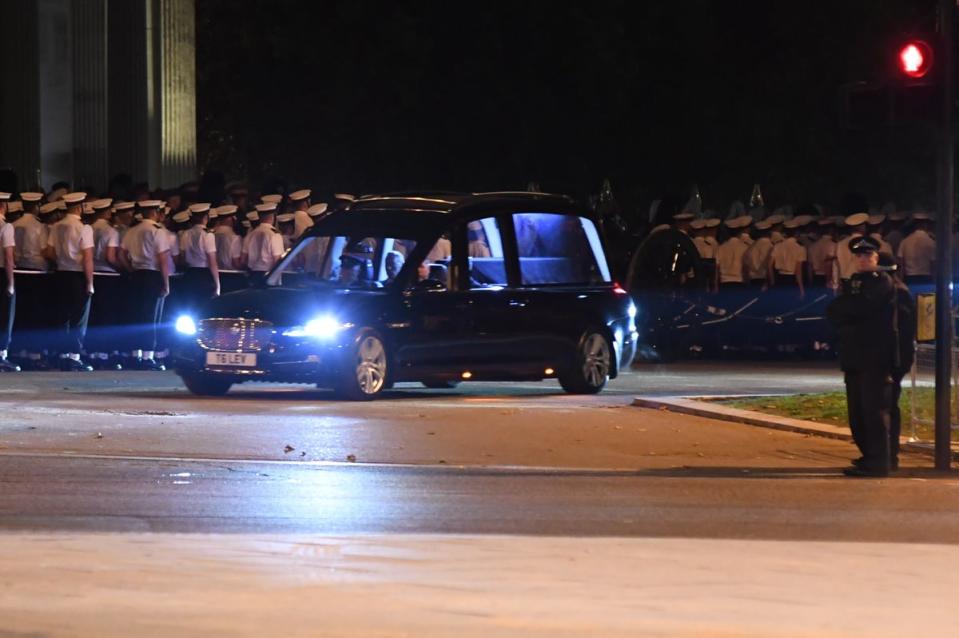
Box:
[197,0,935,218]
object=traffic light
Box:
[897,40,934,79]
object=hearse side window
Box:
[467,217,508,288]
[512,212,611,285]
[267,234,418,288]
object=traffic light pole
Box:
[935,0,954,470]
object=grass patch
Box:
[722,388,957,442]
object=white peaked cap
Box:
[673,212,695,221]
[294,210,313,237]
[289,189,311,201]
[276,212,294,223]
[246,211,260,221]
[868,214,886,225]
[7,201,22,213]
[63,192,87,204]
[261,194,283,204]
[307,203,328,217]
[114,201,136,211]
[0,192,11,201]
[334,193,356,202]
[92,199,113,210]
[138,200,164,209]
[766,213,785,225]
[754,220,773,230]
[783,218,802,229]
[241,220,251,228]
[704,218,720,228]
[689,219,707,230]
[39,202,59,214]
[189,202,212,213]
[215,204,238,216]
[172,211,191,223]
[255,202,277,213]
[913,212,932,221]
[20,192,43,202]
[845,212,870,227]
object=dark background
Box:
[196,0,939,218]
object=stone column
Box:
[72,0,109,192]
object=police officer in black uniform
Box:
[826,236,897,477]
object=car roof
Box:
[350,191,580,215]
[305,191,586,239]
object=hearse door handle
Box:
[508,298,528,308]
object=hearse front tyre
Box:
[181,373,232,397]
[559,330,611,395]
[336,329,389,401]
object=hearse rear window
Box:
[513,212,611,285]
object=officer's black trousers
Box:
[131,269,165,351]
[54,271,91,354]
[0,288,14,351]
[844,369,893,470]
[180,267,215,315]
[87,272,122,353]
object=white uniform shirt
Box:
[47,214,94,272]
[807,236,837,276]
[743,236,773,281]
[834,232,863,281]
[121,220,171,271]
[244,223,285,272]
[715,235,749,283]
[165,228,179,273]
[0,220,15,268]
[213,226,242,270]
[91,218,120,272]
[897,229,936,277]
[692,236,717,260]
[180,224,217,268]
[770,237,807,275]
[12,213,48,270]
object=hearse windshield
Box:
[266,234,420,289]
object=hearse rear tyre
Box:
[181,373,232,397]
[559,330,611,395]
[422,380,461,389]
[336,329,389,401]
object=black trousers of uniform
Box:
[844,369,893,470]
[180,267,216,315]
[131,269,165,352]
[87,272,122,353]
[54,271,91,354]
[248,271,268,287]
[0,289,14,352]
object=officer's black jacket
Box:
[826,271,896,373]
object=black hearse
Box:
[172,192,637,399]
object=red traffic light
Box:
[898,41,933,79]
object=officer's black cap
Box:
[850,236,881,254]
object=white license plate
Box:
[206,352,257,367]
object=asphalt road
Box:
[2,363,958,539]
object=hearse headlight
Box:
[175,315,197,336]
[282,315,351,339]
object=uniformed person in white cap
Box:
[768,217,807,296]
[288,189,313,238]
[807,217,838,288]
[243,202,284,284]
[897,212,935,286]
[212,205,242,271]
[43,192,94,371]
[83,199,124,369]
[113,201,136,244]
[121,200,171,370]
[13,192,48,272]
[0,193,19,370]
[715,216,752,290]
[743,219,774,288]
[11,192,50,367]
[276,212,295,251]
[178,202,220,315]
